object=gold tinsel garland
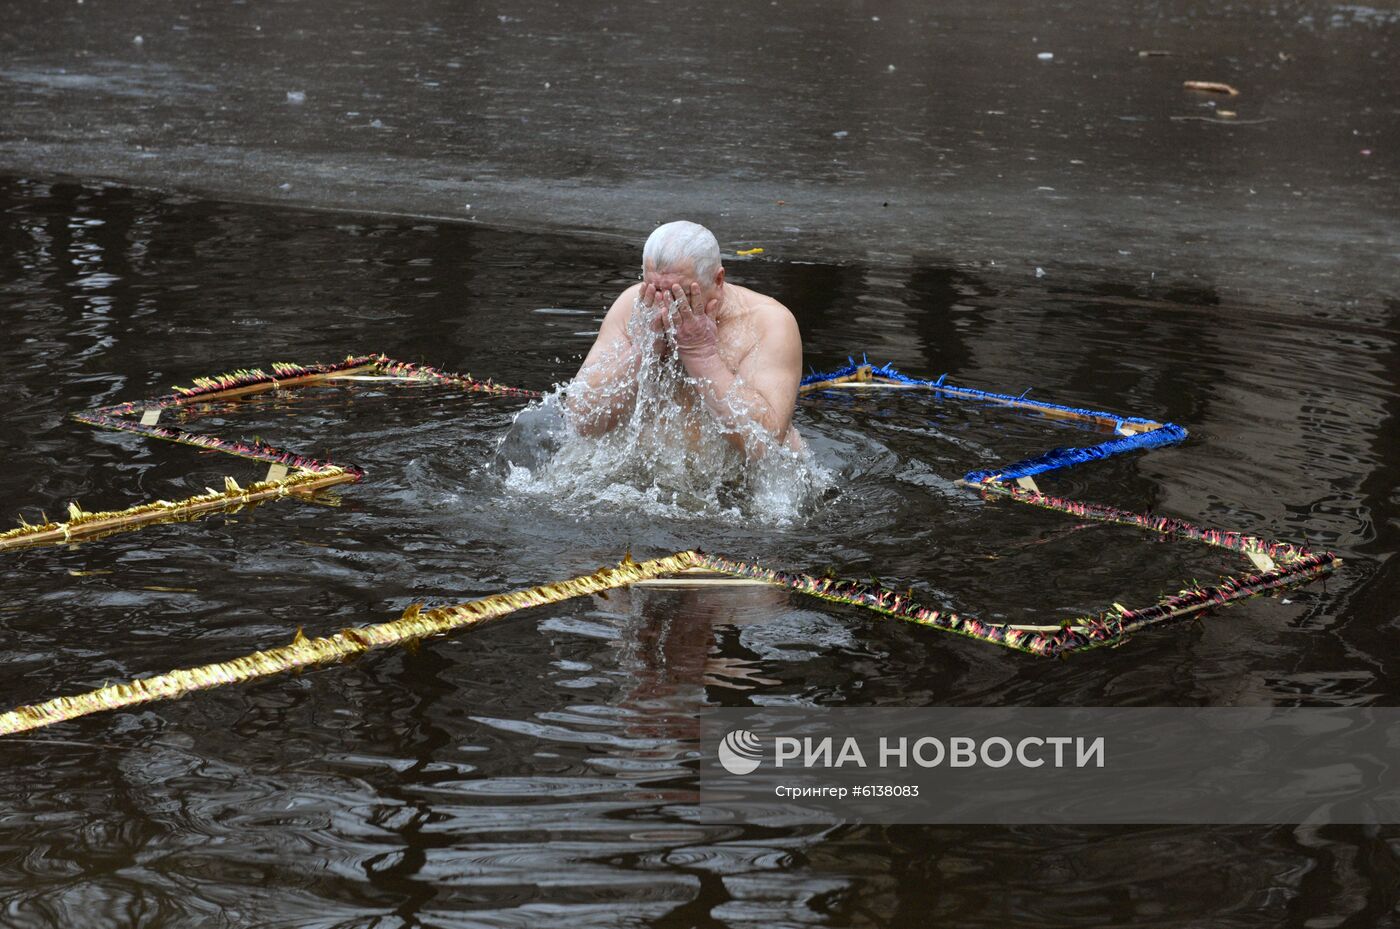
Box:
[0,551,701,735]
[0,470,356,552]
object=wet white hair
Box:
[642,220,722,283]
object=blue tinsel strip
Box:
[964,423,1189,483]
[802,358,1188,483]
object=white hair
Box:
[642,221,722,283]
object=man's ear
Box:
[715,267,726,289]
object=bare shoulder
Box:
[730,286,801,379]
[735,285,799,338]
[598,282,642,332]
[749,290,802,354]
[609,282,643,316]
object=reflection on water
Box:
[0,178,1397,927]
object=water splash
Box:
[494,296,831,525]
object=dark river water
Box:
[0,177,1397,927]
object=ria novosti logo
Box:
[715,729,1107,776]
[717,729,764,775]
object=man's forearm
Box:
[566,346,643,435]
[681,351,782,457]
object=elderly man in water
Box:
[565,220,805,458]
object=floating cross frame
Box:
[0,353,1340,734]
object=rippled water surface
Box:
[1,179,1398,927]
